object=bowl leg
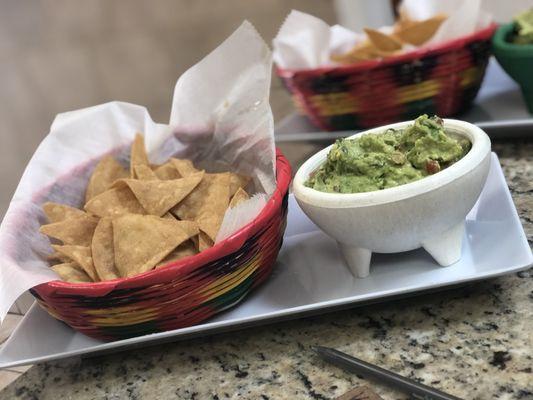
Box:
[337,242,372,278]
[421,221,465,267]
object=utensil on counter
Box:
[313,346,462,400]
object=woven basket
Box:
[277,24,497,131]
[31,150,291,341]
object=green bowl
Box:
[492,23,533,113]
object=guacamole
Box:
[512,9,533,45]
[306,115,471,194]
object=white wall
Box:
[483,0,533,23]
[333,0,394,31]
[334,0,533,31]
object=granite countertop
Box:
[1,141,532,400]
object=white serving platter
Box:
[0,153,531,368]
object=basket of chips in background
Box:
[274,7,497,131]
[30,136,291,341]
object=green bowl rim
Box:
[493,23,533,53]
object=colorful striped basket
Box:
[276,24,497,131]
[31,149,291,342]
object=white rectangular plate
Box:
[0,153,531,368]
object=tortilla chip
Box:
[154,162,181,180]
[162,212,177,221]
[171,173,230,243]
[43,202,85,223]
[229,187,250,209]
[113,214,199,277]
[197,231,214,252]
[130,133,149,178]
[170,158,200,177]
[156,240,198,268]
[364,28,402,52]
[108,178,128,190]
[51,262,92,283]
[47,250,70,263]
[394,14,447,46]
[228,173,251,197]
[124,172,204,216]
[84,186,146,217]
[85,156,128,202]
[134,164,158,181]
[91,217,120,281]
[52,244,99,281]
[172,173,230,221]
[395,9,413,29]
[40,214,98,246]
[175,220,200,237]
[196,212,224,243]
[331,42,380,63]
[191,231,213,252]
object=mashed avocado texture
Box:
[513,8,533,45]
[306,115,471,194]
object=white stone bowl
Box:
[293,119,491,278]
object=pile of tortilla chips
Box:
[40,133,251,283]
[332,12,447,64]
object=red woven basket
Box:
[31,149,291,341]
[276,24,497,131]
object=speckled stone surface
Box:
[1,141,532,400]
